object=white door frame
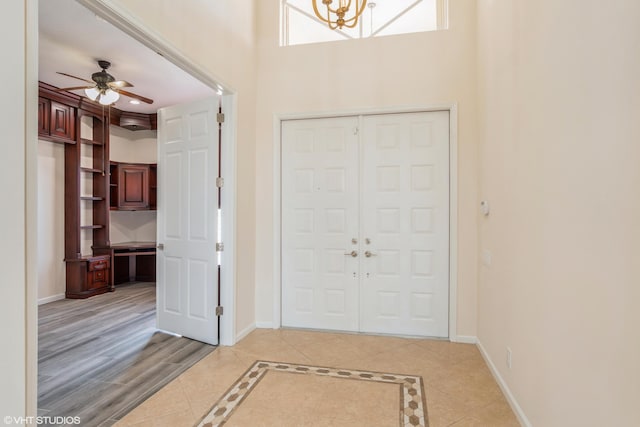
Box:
[273,105,459,339]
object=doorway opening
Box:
[34,0,237,421]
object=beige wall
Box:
[0,0,29,417]
[37,141,66,302]
[110,125,158,244]
[110,125,157,164]
[254,0,479,336]
[107,0,258,337]
[477,1,640,425]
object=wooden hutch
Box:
[38,82,157,298]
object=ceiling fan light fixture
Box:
[98,89,120,105]
[84,87,100,101]
[58,60,153,105]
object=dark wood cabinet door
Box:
[50,101,75,141]
[118,164,150,210]
[38,97,50,137]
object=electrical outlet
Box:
[506,347,512,369]
[482,249,492,267]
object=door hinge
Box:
[354,127,359,135]
[216,177,224,188]
[216,242,224,252]
[215,306,224,316]
[217,112,225,124]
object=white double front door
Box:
[281,111,450,337]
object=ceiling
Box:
[39,0,215,114]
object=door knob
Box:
[344,250,358,258]
[364,251,377,258]
[157,243,164,250]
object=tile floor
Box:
[115,329,519,427]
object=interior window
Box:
[280,0,448,47]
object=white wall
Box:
[0,0,31,418]
[109,125,158,244]
[254,0,479,336]
[37,141,66,302]
[476,1,640,425]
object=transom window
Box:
[280,0,448,47]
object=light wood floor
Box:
[38,282,216,427]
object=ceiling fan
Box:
[56,59,153,105]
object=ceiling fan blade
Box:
[108,80,133,88]
[56,72,94,84]
[54,85,94,92]
[117,89,154,105]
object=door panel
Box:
[360,111,450,337]
[157,97,220,345]
[281,117,360,331]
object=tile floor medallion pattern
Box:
[195,360,429,427]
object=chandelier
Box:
[312,0,368,30]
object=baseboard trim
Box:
[235,323,256,343]
[451,335,477,344]
[476,340,532,427]
[255,321,275,329]
[38,294,65,305]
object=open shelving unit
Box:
[64,110,113,298]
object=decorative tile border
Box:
[195,360,429,427]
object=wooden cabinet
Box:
[65,255,112,298]
[51,101,75,141]
[119,111,152,131]
[86,256,111,291]
[38,97,76,144]
[119,164,150,210]
[110,162,156,210]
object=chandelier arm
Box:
[313,0,368,29]
[328,4,341,13]
[326,1,341,14]
[328,16,339,30]
[338,0,367,27]
[357,0,368,16]
[312,0,329,23]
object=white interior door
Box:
[281,111,450,338]
[157,96,220,345]
[360,112,450,337]
[281,117,360,331]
